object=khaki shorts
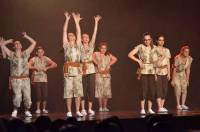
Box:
[64,75,83,98]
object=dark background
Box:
[0,0,200,114]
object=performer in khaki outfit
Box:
[62,11,84,117]
[29,46,57,114]
[171,45,193,111]
[80,15,101,116]
[128,32,158,115]
[93,42,117,112]
[154,35,171,113]
[0,32,36,117]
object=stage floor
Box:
[1,109,200,123]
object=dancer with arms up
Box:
[1,32,36,117]
[80,15,101,116]
[62,11,84,117]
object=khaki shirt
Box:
[155,47,171,75]
[9,51,30,77]
[63,42,82,76]
[135,44,158,74]
[81,42,96,74]
[30,56,52,82]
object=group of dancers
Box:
[128,33,192,114]
[0,11,192,117]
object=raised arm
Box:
[0,37,14,57]
[128,47,144,68]
[63,11,71,46]
[72,12,82,45]
[0,37,7,58]
[90,15,102,47]
[23,32,36,54]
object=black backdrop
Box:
[0,0,200,114]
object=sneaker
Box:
[88,109,95,116]
[103,107,109,112]
[66,112,72,117]
[99,107,103,112]
[42,109,48,114]
[11,110,18,118]
[25,111,32,117]
[76,111,83,117]
[176,105,182,110]
[182,105,189,110]
[158,108,167,113]
[35,109,41,114]
[147,109,155,114]
[81,109,87,116]
[163,107,168,112]
[140,109,146,115]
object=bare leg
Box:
[148,100,152,110]
[81,100,85,110]
[161,99,165,108]
[157,98,162,110]
[36,101,41,110]
[103,98,108,108]
[88,101,93,110]
[182,92,187,106]
[66,98,72,112]
[98,98,103,108]
[75,97,81,112]
[140,100,145,110]
[42,101,47,110]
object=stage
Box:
[1,110,200,132]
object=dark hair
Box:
[180,45,190,54]
[155,34,165,41]
[35,46,44,55]
[142,32,154,49]
[98,42,110,56]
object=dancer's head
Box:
[156,34,165,46]
[82,33,90,44]
[180,45,190,57]
[67,32,76,42]
[143,32,153,47]
[98,42,109,55]
[36,46,45,57]
[14,41,22,51]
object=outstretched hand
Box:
[64,11,71,21]
[94,15,102,22]
[0,37,13,45]
[0,37,5,45]
[72,12,83,23]
[22,32,28,38]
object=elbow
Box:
[128,53,132,59]
[54,63,58,68]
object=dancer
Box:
[29,46,57,114]
[93,42,117,112]
[1,32,36,117]
[80,15,101,116]
[155,35,171,113]
[62,11,83,117]
[171,45,193,110]
[128,32,158,114]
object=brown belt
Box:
[98,70,110,75]
[64,62,81,73]
[157,65,168,69]
[82,61,93,74]
[9,75,29,90]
